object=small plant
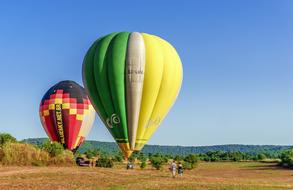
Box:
[96,157,114,168]
[140,161,147,169]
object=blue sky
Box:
[0,0,292,146]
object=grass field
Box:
[1,162,293,190]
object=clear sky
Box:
[0,0,292,146]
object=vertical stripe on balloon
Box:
[126,32,146,150]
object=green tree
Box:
[256,153,267,161]
[149,154,168,170]
[280,150,293,167]
[0,133,16,146]
[184,154,198,169]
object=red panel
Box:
[77,109,84,114]
[70,98,77,103]
[62,98,70,103]
[63,93,70,98]
[44,115,58,141]
[77,104,84,109]
[70,103,77,109]
[56,89,63,94]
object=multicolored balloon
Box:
[82,32,183,158]
[39,80,95,150]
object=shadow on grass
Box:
[242,163,292,171]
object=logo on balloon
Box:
[145,117,161,129]
[106,114,120,128]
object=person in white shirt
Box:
[170,160,177,178]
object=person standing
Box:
[170,160,177,178]
[178,162,183,176]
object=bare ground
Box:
[1,162,293,190]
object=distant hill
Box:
[22,138,293,156]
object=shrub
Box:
[183,154,198,169]
[96,157,114,168]
[41,141,64,157]
[138,152,147,162]
[85,150,95,159]
[183,161,193,170]
[111,151,123,162]
[256,153,267,161]
[149,155,166,170]
[174,155,184,161]
[49,150,75,166]
[0,133,16,146]
[184,154,198,165]
[280,149,293,167]
[140,161,147,169]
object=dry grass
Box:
[0,143,75,166]
[0,162,293,190]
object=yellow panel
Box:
[54,98,62,104]
[69,109,77,115]
[83,109,89,115]
[118,143,132,158]
[74,108,96,148]
[43,110,49,116]
[134,33,164,149]
[49,104,55,110]
[62,103,70,109]
[135,35,183,151]
[76,114,83,121]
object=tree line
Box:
[2,134,293,169]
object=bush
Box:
[256,153,267,161]
[49,150,75,166]
[174,155,184,161]
[41,141,64,157]
[112,152,123,162]
[280,150,293,167]
[0,133,16,146]
[149,154,167,170]
[85,150,96,159]
[138,152,147,162]
[184,154,198,165]
[96,157,114,168]
[183,161,193,170]
[140,161,147,169]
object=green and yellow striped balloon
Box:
[82,32,183,158]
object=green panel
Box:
[92,33,120,138]
[82,38,108,122]
[107,32,130,142]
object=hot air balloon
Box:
[82,32,183,158]
[39,80,95,151]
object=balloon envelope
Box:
[39,80,95,150]
[82,32,183,157]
